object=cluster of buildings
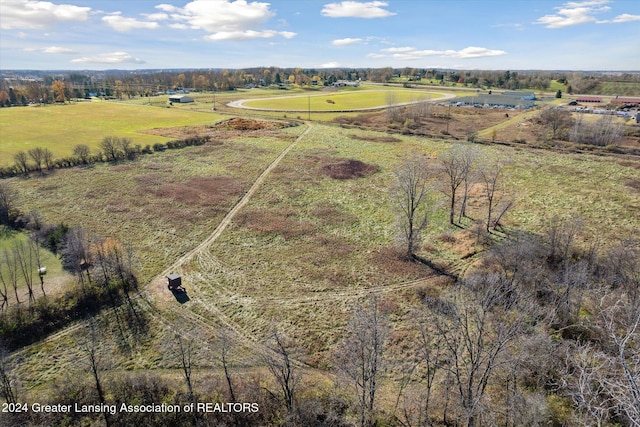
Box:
[449,91,537,110]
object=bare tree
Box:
[1,250,19,304]
[13,241,35,304]
[439,145,477,225]
[539,108,573,140]
[335,296,388,427]
[427,279,525,427]
[0,182,18,226]
[217,328,237,403]
[13,151,29,175]
[119,137,135,159]
[29,234,45,296]
[479,159,511,233]
[43,147,53,170]
[458,147,479,223]
[570,114,623,146]
[0,267,9,311]
[391,152,432,258]
[100,136,122,161]
[394,308,444,427]
[73,144,91,164]
[77,318,110,427]
[28,147,47,174]
[61,226,93,287]
[599,296,640,426]
[0,344,18,404]
[263,328,299,415]
[561,344,613,427]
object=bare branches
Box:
[334,296,389,427]
[391,152,432,258]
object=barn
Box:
[169,95,194,103]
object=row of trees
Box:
[1,135,211,178]
[3,221,636,426]
[391,147,512,259]
[538,108,624,146]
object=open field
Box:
[5,118,640,387]
[0,102,222,166]
[237,90,443,111]
[5,122,304,283]
[598,81,640,96]
[2,90,640,426]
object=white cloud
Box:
[371,46,507,61]
[332,37,363,46]
[320,61,340,68]
[381,46,415,53]
[601,13,640,23]
[0,0,91,30]
[71,51,145,64]
[153,0,294,41]
[142,12,169,21]
[322,1,396,18]
[42,46,74,54]
[535,0,611,28]
[102,13,159,32]
[204,29,296,41]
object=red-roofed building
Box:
[611,98,640,104]
[576,97,602,103]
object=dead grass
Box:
[320,159,380,180]
[626,179,640,193]
[154,177,245,207]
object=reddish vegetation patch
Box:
[154,177,244,207]
[320,159,379,180]
[369,247,434,278]
[311,202,358,226]
[626,179,640,192]
[235,208,315,239]
[213,117,289,131]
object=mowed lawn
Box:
[0,102,221,166]
[241,90,444,111]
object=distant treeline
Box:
[2,68,639,105]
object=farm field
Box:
[2,83,640,427]
[237,89,444,111]
[0,102,222,166]
[6,118,640,393]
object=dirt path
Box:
[154,124,313,283]
[13,124,312,361]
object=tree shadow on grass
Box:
[411,254,459,281]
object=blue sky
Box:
[1,0,639,70]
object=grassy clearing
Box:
[8,124,305,283]
[0,227,68,303]
[598,81,640,96]
[8,119,640,394]
[0,102,222,166]
[241,90,442,111]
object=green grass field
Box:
[598,81,640,96]
[0,102,222,166]
[238,89,443,111]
